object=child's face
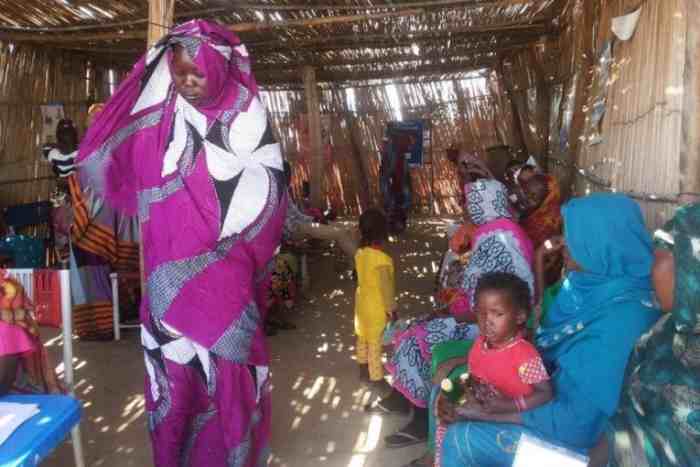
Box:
[475,289,525,347]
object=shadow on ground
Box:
[42,216,455,467]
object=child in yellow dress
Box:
[355,209,396,389]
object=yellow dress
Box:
[354,246,395,340]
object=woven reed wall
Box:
[261,76,517,216]
[0,43,115,208]
[576,0,685,227]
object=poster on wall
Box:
[41,104,65,145]
[386,120,425,167]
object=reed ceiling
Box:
[0,0,568,86]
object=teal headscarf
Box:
[525,194,660,449]
[608,203,700,467]
[538,193,656,335]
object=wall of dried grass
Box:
[576,0,688,227]
[261,76,518,217]
[0,43,114,208]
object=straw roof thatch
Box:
[0,0,693,229]
[0,1,567,86]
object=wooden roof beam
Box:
[256,58,496,85]
[0,9,422,43]
[253,41,535,71]
[248,22,553,50]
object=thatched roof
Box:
[0,1,567,86]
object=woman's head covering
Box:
[458,150,494,181]
[78,20,278,234]
[521,175,563,249]
[535,193,660,418]
[55,119,77,149]
[465,179,513,226]
[564,194,653,281]
[76,20,286,358]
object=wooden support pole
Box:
[681,0,700,201]
[148,0,174,47]
[562,1,596,199]
[303,66,324,208]
[141,0,174,292]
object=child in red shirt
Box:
[435,272,553,466]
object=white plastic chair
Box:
[5,268,86,467]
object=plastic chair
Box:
[0,269,86,467]
[2,202,53,268]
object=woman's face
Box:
[517,167,536,185]
[171,45,208,106]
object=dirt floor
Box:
[42,217,456,467]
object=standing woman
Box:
[76,21,285,467]
[380,134,413,234]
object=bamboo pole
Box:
[258,58,497,86]
[303,66,324,208]
[0,9,423,44]
[140,0,174,292]
[0,0,546,35]
[180,0,515,13]
[248,22,552,49]
[148,0,174,47]
[254,42,535,71]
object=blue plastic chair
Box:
[0,270,85,466]
[0,395,82,466]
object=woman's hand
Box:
[454,404,488,421]
[480,395,517,414]
[431,358,465,385]
[436,392,459,425]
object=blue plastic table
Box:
[0,395,81,467]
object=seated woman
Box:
[266,162,309,336]
[507,163,563,296]
[504,161,563,251]
[438,193,661,466]
[378,179,534,448]
[605,203,700,466]
[520,173,563,251]
[437,150,495,289]
[0,272,61,395]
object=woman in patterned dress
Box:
[76,20,285,466]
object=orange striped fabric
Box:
[73,302,114,341]
[69,175,140,268]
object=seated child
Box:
[354,208,396,392]
[435,271,553,466]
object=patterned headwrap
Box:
[465,179,514,226]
